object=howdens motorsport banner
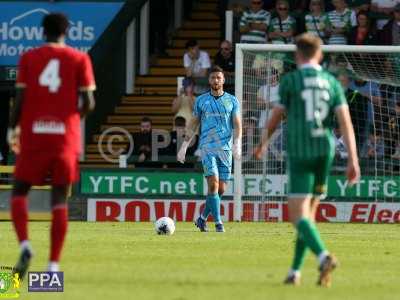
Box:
[0,2,124,66]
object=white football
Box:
[155,217,175,235]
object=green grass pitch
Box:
[0,222,399,300]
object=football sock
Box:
[50,204,68,262]
[318,251,330,265]
[11,195,28,243]
[288,269,301,278]
[47,262,60,272]
[201,195,212,220]
[296,218,326,257]
[291,234,308,271]
[209,193,222,224]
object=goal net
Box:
[233,44,400,222]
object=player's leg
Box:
[48,184,70,272]
[11,180,33,279]
[195,153,218,232]
[313,156,338,287]
[48,152,79,271]
[309,196,320,222]
[283,159,312,285]
[213,150,232,232]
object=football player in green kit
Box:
[255,33,360,287]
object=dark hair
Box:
[185,39,198,49]
[174,116,186,127]
[141,117,152,124]
[356,10,370,26]
[42,13,69,38]
[209,65,224,74]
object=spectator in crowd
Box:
[348,11,378,45]
[325,0,357,45]
[334,128,348,159]
[349,0,371,14]
[172,77,196,130]
[183,39,211,78]
[379,4,400,45]
[214,40,235,74]
[304,0,328,43]
[392,102,400,158]
[269,0,297,44]
[350,77,382,155]
[371,0,399,30]
[256,67,280,129]
[256,67,285,160]
[163,117,198,157]
[183,39,211,94]
[365,132,385,158]
[132,117,153,163]
[338,72,369,152]
[239,0,271,43]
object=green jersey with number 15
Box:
[276,64,347,160]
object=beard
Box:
[211,84,222,91]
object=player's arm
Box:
[335,105,360,185]
[232,114,242,160]
[177,116,200,163]
[254,106,285,160]
[79,90,95,118]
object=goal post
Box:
[234,43,400,222]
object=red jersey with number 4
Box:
[16,44,96,154]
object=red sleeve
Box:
[78,53,96,91]
[16,53,28,89]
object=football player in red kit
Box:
[7,13,96,277]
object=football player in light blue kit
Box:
[178,66,242,232]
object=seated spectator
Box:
[183,39,211,78]
[214,40,235,74]
[239,0,271,43]
[172,77,196,130]
[379,4,400,45]
[132,117,153,163]
[338,72,369,152]
[325,0,357,45]
[163,117,198,157]
[304,0,328,43]
[371,0,398,29]
[268,0,297,44]
[348,11,378,45]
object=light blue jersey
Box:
[193,91,239,181]
[193,91,240,152]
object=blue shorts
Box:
[201,150,232,181]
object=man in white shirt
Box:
[183,39,211,78]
